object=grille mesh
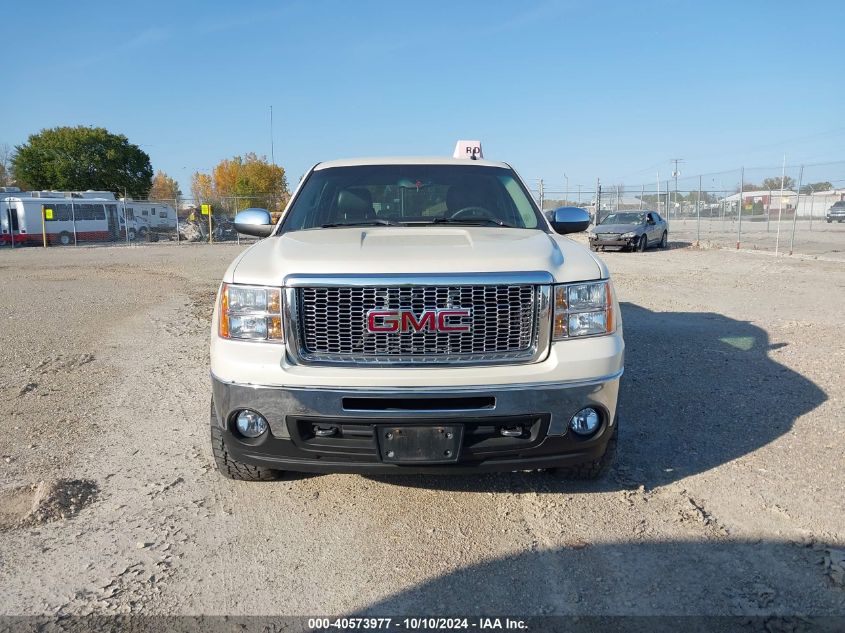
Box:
[297,285,537,364]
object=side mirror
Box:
[233,208,273,238]
[549,207,591,235]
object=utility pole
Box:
[595,178,601,224]
[538,179,544,212]
[671,158,684,220]
[270,105,275,167]
[656,173,660,215]
[809,185,816,231]
[737,167,745,249]
[564,173,569,203]
[775,155,786,256]
[696,175,702,246]
[789,165,804,256]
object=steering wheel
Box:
[449,206,497,221]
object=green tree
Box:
[12,126,153,197]
[761,176,796,191]
[801,181,833,194]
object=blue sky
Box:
[4,0,845,194]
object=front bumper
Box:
[589,234,638,249]
[210,373,620,474]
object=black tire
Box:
[210,399,281,481]
[128,229,137,241]
[59,231,72,246]
[660,231,668,249]
[548,421,618,480]
[636,235,647,252]
[139,227,149,241]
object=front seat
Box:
[336,188,373,222]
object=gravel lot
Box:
[0,242,843,619]
[661,217,845,260]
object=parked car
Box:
[209,151,624,481]
[589,210,668,252]
[826,201,845,223]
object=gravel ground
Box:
[0,242,843,619]
[659,217,845,260]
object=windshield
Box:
[600,212,645,225]
[280,164,542,231]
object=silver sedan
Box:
[589,211,668,252]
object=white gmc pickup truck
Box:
[210,155,624,480]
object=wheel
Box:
[128,229,137,241]
[827,219,832,223]
[58,231,72,246]
[548,420,618,480]
[210,399,281,481]
[139,227,149,241]
[659,231,668,249]
[636,235,647,252]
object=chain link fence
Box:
[3,161,843,259]
[531,160,845,259]
[0,194,272,248]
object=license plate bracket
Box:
[377,425,462,463]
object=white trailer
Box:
[120,199,177,238]
[1,194,135,246]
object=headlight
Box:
[552,281,614,340]
[621,231,637,238]
[219,283,283,342]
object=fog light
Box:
[569,407,600,436]
[235,410,268,438]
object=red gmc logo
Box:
[366,309,472,333]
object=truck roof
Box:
[314,156,511,170]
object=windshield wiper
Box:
[321,219,400,228]
[421,217,515,228]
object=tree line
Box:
[2,126,290,215]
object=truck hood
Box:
[227,227,605,285]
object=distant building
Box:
[721,190,797,216]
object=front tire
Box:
[59,231,72,246]
[548,421,618,480]
[210,399,281,481]
[636,235,647,252]
[660,231,668,249]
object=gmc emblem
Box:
[366,309,472,333]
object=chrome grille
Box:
[295,284,539,364]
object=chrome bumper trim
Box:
[209,368,623,393]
